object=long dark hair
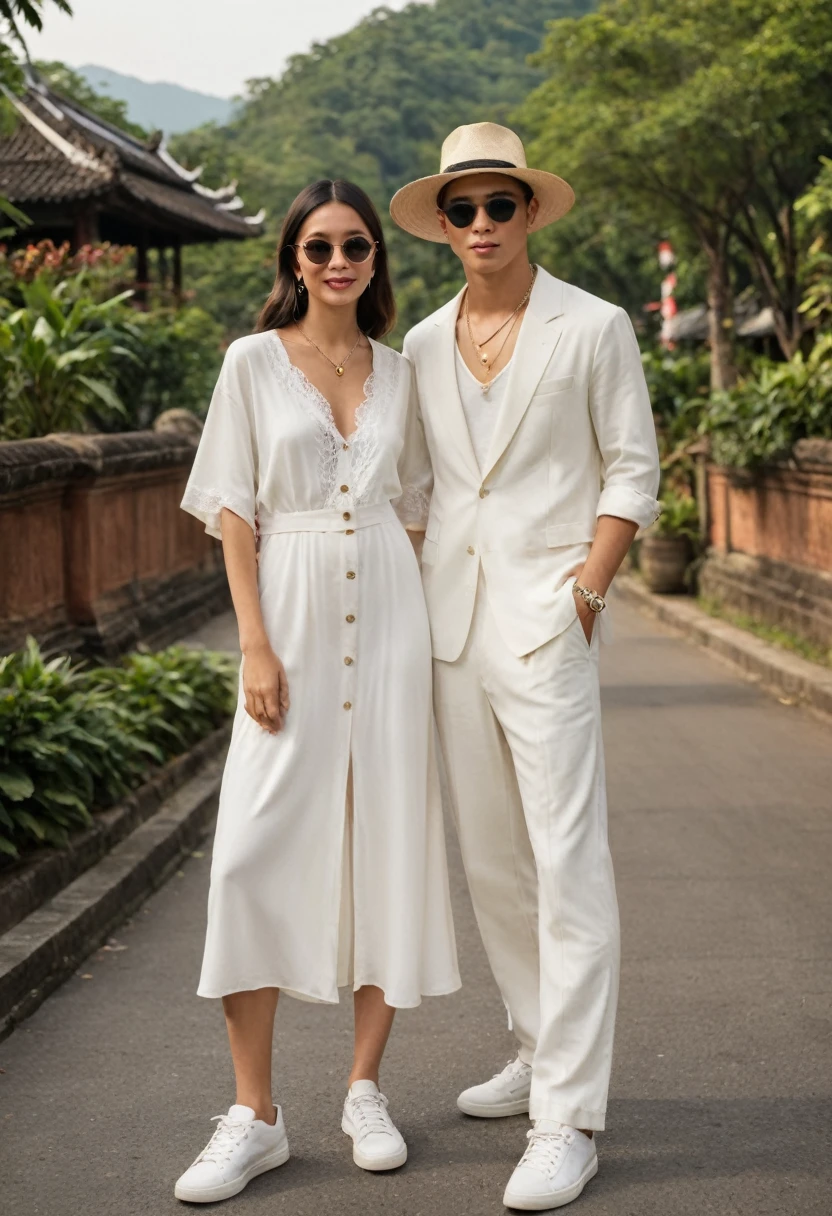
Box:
[256,180,396,338]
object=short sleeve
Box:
[180,344,258,540]
[393,342,433,530]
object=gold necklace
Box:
[464,265,537,376]
[298,325,363,376]
[477,312,521,393]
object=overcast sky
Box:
[24,0,420,98]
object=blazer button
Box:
[340,484,349,493]
[343,511,351,520]
[345,529,355,535]
[343,701,352,710]
[344,656,353,666]
[346,614,355,623]
[346,571,356,579]
[479,489,489,498]
[467,546,475,555]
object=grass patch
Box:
[697,597,832,668]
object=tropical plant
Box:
[0,275,136,438]
[797,157,832,330]
[0,239,134,302]
[0,639,150,858]
[652,487,699,541]
[642,349,711,429]
[108,305,224,429]
[700,334,832,468]
[85,646,236,759]
[0,639,236,860]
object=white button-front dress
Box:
[180,331,460,1006]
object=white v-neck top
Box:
[455,345,512,472]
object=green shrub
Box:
[86,646,237,758]
[108,306,224,430]
[0,276,136,439]
[0,240,134,305]
[0,253,224,435]
[701,334,832,468]
[0,640,236,860]
[653,488,699,541]
[641,348,711,433]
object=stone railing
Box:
[702,440,832,649]
[0,427,228,658]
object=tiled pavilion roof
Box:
[0,69,264,244]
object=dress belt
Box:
[257,501,395,535]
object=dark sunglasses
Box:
[289,237,378,265]
[442,197,519,229]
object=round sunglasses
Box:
[441,196,519,229]
[289,237,378,265]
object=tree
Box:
[1,2,73,225]
[520,0,832,388]
[169,0,595,342]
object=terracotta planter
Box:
[640,534,693,594]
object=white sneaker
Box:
[174,1104,290,1203]
[457,1055,532,1118]
[503,1122,598,1210]
[341,1080,408,1171]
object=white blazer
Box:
[398,266,661,661]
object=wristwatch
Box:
[573,583,606,614]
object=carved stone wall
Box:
[0,431,229,658]
[703,442,832,649]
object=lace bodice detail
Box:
[264,332,400,507]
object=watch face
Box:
[590,594,605,613]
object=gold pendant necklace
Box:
[465,265,536,381]
[479,313,520,393]
[299,325,362,376]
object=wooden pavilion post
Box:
[72,204,99,249]
[135,227,149,309]
[157,246,169,296]
[172,241,183,305]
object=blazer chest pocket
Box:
[535,375,575,399]
[546,521,595,548]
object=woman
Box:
[175,180,459,1204]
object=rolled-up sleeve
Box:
[590,307,661,529]
[180,344,258,540]
[393,344,433,531]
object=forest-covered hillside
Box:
[169,0,596,339]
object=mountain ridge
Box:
[77,65,234,135]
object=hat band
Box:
[441,158,517,173]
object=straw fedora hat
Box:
[389,122,574,243]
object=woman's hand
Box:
[242,640,290,734]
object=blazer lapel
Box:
[481,269,566,482]
[427,289,481,484]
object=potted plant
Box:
[639,488,699,593]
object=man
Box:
[390,123,660,1210]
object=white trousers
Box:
[433,577,620,1129]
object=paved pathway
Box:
[2,601,831,1215]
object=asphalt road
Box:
[2,601,831,1216]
